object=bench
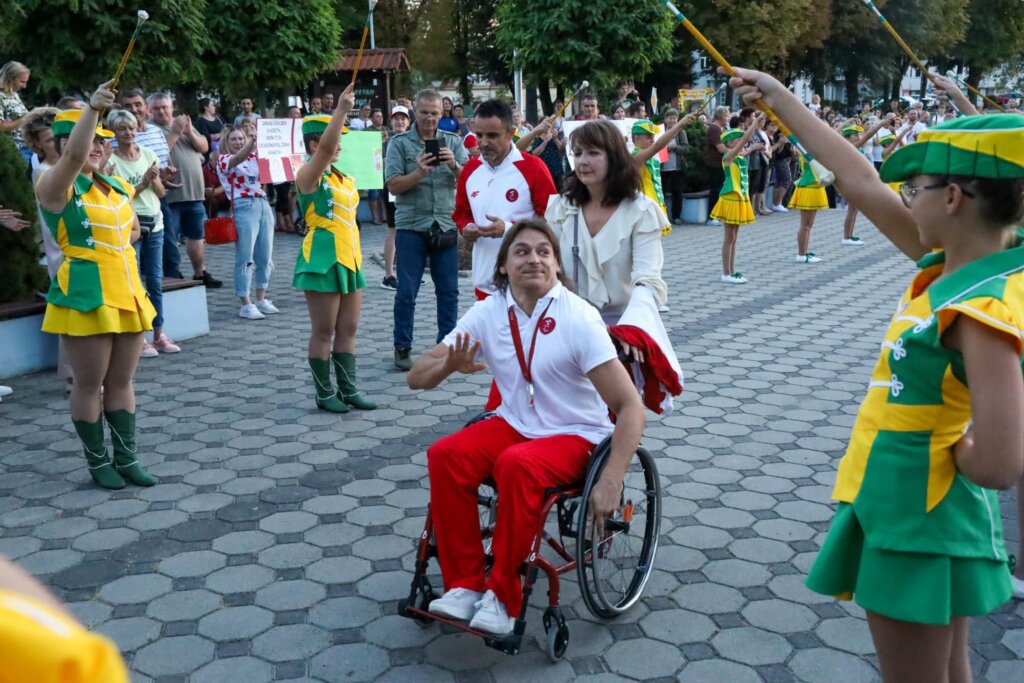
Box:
[0,278,208,380]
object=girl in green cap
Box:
[293,83,377,414]
[726,67,1024,683]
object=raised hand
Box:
[443,333,486,375]
[0,207,30,232]
[89,80,117,112]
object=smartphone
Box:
[424,139,441,166]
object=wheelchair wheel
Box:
[543,606,569,662]
[576,445,661,619]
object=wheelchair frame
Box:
[397,413,662,661]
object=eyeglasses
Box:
[899,181,974,207]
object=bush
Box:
[682,119,710,193]
[0,134,47,304]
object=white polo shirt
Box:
[453,145,556,294]
[443,282,618,443]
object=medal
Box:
[508,300,554,409]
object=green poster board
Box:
[333,131,383,190]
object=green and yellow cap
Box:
[301,115,349,136]
[879,133,896,147]
[51,109,114,138]
[631,119,658,136]
[720,128,744,144]
[841,124,863,138]
[880,113,1024,182]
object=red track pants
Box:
[426,415,593,617]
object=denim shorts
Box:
[170,200,208,241]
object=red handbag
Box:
[204,181,237,245]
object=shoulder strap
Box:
[572,211,580,289]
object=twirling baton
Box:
[549,80,590,123]
[948,73,1004,112]
[112,10,150,91]
[663,1,835,186]
[694,82,727,115]
[350,0,378,88]
[859,0,1004,112]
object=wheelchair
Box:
[397,412,662,661]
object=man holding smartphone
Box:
[385,89,468,371]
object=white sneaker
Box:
[773,204,789,213]
[720,273,748,284]
[708,219,723,226]
[239,303,266,320]
[841,237,865,245]
[658,304,670,313]
[795,254,822,263]
[255,299,280,314]
[140,341,159,358]
[427,587,483,621]
[469,590,514,635]
[1012,575,1024,600]
[0,385,12,402]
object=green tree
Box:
[683,0,822,73]
[0,136,47,304]
[204,0,342,100]
[939,0,1024,104]
[494,0,674,94]
[0,0,209,96]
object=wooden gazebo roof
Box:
[335,48,411,73]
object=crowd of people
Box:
[2,55,1024,681]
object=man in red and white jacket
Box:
[453,99,556,301]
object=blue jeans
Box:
[160,196,182,278]
[134,216,165,329]
[232,196,275,298]
[393,228,459,349]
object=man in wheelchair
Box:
[407,219,645,636]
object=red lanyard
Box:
[508,300,553,406]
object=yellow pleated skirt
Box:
[788,186,829,211]
[710,194,755,226]
[42,301,154,336]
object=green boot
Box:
[104,410,156,487]
[332,352,378,410]
[73,418,125,490]
[310,357,349,413]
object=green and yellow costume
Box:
[709,129,755,226]
[293,115,376,414]
[40,113,156,336]
[788,155,829,211]
[40,109,157,490]
[806,114,1024,624]
[631,120,672,235]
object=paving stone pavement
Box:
[2,208,1023,682]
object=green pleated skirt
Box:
[293,264,366,293]
[805,503,1012,625]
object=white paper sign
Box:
[256,119,299,158]
[561,118,664,170]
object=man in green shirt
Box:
[384,89,468,370]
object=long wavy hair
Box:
[563,120,641,208]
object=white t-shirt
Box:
[455,145,553,293]
[871,127,892,163]
[443,282,618,444]
[900,121,927,146]
[348,117,371,131]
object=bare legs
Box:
[721,224,739,276]
[64,333,143,420]
[304,290,362,358]
[798,210,816,256]
[844,204,858,240]
[867,611,971,683]
[186,238,206,279]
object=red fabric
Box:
[453,157,485,233]
[512,155,557,220]
[608,325,683,414]
[427,416,593,617]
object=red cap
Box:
[464,133,478,149]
